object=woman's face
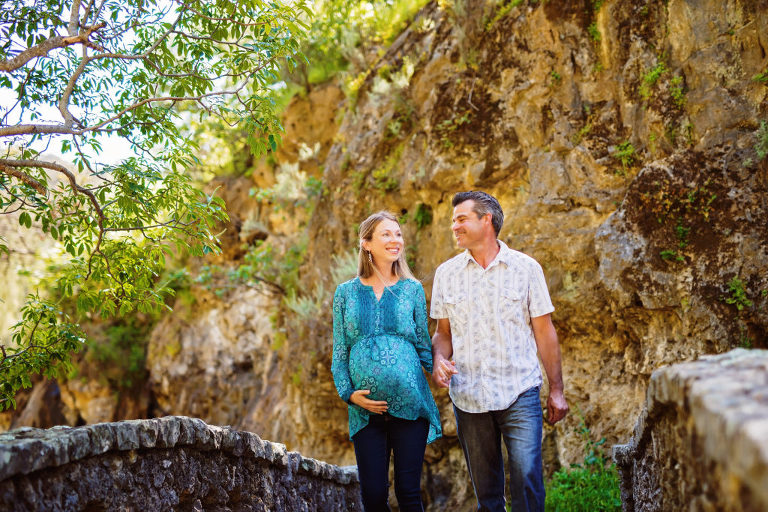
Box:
[364,219,404,267]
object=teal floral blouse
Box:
[332,277,442,443]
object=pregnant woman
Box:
[332,211,441,512]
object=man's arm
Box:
[531,314,569,424]
[431,318,457,388]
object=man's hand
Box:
[545,388,568,424]
[350,390,388,414]
[531,314,568,424]
[432,356,458,388]
[431,318,456,388]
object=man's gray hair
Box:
[452,191,504,236]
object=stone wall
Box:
[0,416,362,511]
[613,349,768,512]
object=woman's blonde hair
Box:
[357,211,415,280]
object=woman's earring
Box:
[367,251,372,263]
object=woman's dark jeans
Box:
[352,414,429,512]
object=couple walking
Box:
[332,191,569,512]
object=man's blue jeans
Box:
[453,386,545,512]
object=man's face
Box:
[452,200,490,249]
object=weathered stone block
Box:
[614,349,768,512]
[0,416,361,511]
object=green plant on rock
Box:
[675,223,690,249]
[725,277,753,311]
[612,140,636,175]
[285,283,327,322]
[386,91,416,140]
[436,111,472,149]
[549,70,562,87]
[331,250,360,286]
[571,123,593,145]
[755,121,768,161]
[592,61,605,74]
[371,144,405,191]
[670,75,687,107]
[485,0,526,31]
[587,22,601,42]
[414,203,433,229]
[639,59,668,100]
[660,221,690,263]
[545,412,622,512]
[739,325,753,349]
[648,132,659,155]
[221,238,307,297]
[660,249,684,262]
[752,69,768,84]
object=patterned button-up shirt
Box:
[430,240,555,413]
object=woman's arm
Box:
[331,285,355,403]
[412,282,434,373]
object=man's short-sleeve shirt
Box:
[430,240,555,413]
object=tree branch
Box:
[0,124,79,137]
[59,51,90,128]
[82,85,251,133]
[68,0,83,36]
[0,23,106,73]
[0,159,103,225]
[0,164,47,195]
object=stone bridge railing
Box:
[0,415,362,511]
[613,349,768,512]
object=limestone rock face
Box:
[146,287,281,431]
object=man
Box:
[430,191,568,512]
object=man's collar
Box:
[495,240,515,265]
[460,240,514,268]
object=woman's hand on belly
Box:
[350,390,388,414]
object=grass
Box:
[544,414,622,511]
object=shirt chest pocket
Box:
[499,287,527,325]
[444,291,469,329]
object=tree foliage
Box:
[0,0,308,409]
[283,0,430,90]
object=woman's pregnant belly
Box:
[348,334,422,411]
